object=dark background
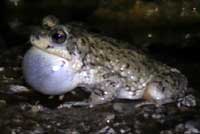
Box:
[0,1,200,133]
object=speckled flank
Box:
[23,16,189,106]
[64,25,187,102]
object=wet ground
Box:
[0,42,199,134]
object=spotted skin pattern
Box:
[25,16,188,106]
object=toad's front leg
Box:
[88,87,116,107]
[58,79,119,108]
[58,88,116,108]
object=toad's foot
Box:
[177,94,196,108]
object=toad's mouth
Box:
[30,36,71,60]
[35,45,72,61]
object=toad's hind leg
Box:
[143,71,188,105]
[143,81,174,105]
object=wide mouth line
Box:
[32,46,71,60]
[32,46,61,58]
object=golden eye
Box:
[51,29,66,44]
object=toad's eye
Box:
[51,29,66,44]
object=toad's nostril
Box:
[30,35,36,43]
